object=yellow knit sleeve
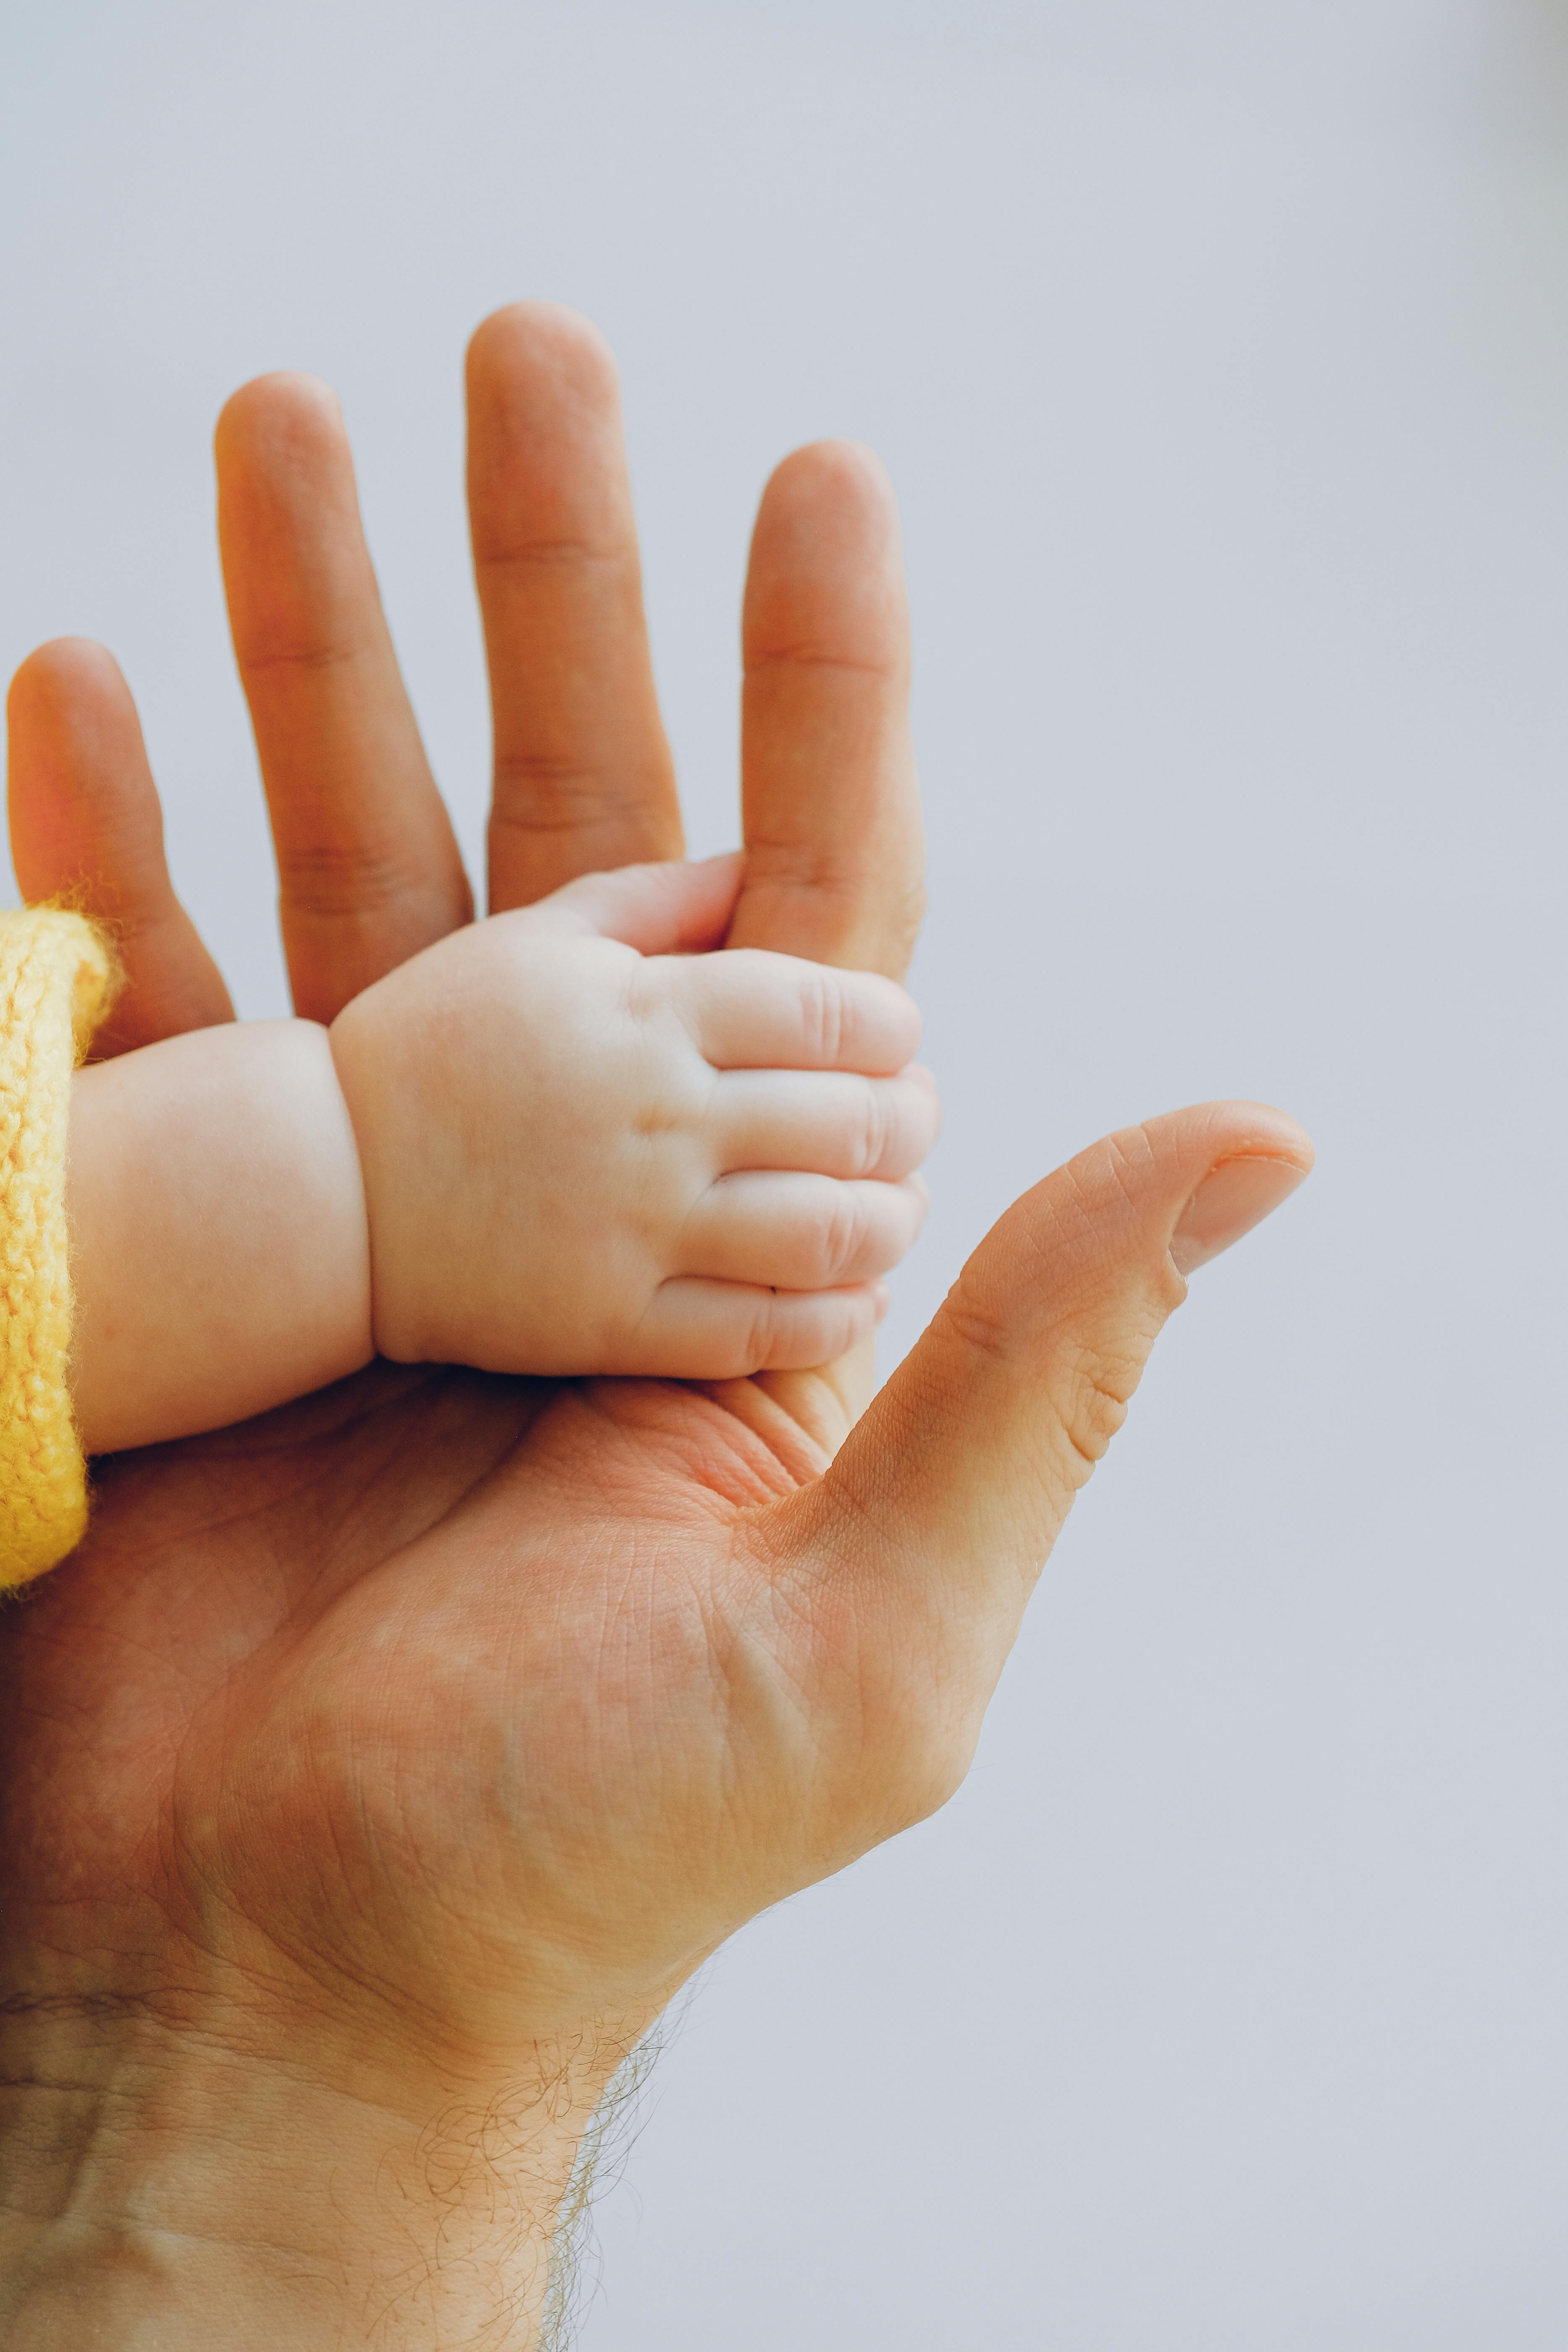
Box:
[0,909,115,1592]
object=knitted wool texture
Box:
[0,909,114,1590]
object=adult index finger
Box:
[217,374,473,1024]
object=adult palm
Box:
[0,307,1308,2346]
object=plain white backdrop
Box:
[5,3,1567,2343]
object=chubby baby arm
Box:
[62,857,939,1455]
[329,857,941,1379]
[67,1019,374,1454]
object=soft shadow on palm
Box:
[2,1359,855,2053]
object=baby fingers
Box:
[630,1277,889,1379]
[681,1171,929,1290]
[666,948,920,1074]
[709,1065,941,1181]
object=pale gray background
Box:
[4,3,1567,2344]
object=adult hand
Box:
[0,307,1310,2351]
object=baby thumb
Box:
[533,852,745,954]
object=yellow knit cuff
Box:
[0,909,115,1592]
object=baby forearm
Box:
[67,1021,373,1455]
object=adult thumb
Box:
[781,1100,1312,1681]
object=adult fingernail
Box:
[1170,1156,1310,1276]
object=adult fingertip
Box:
[8,635,123,722]
[466,301,620,397]
[6,639,159,889]
[755,440,900,548]
[1169,1150,1313,1276]
[215,372,346,471]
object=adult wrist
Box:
[0,1959,611,2349]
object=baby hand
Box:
[329,857,940,1379]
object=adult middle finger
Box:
[467,303,685,911]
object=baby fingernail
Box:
[1170,1156,1310,1276]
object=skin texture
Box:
[0,304,1311,2349]
[66,1017,373,1455]
[332,856,936,1377]
[63,856,940,1452]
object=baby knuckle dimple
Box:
[854,1081,893,1178]
[740,1290,784,1373]
[626,959,689,1053]
[797,965,845,1066]
[816,1184,870,1283]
